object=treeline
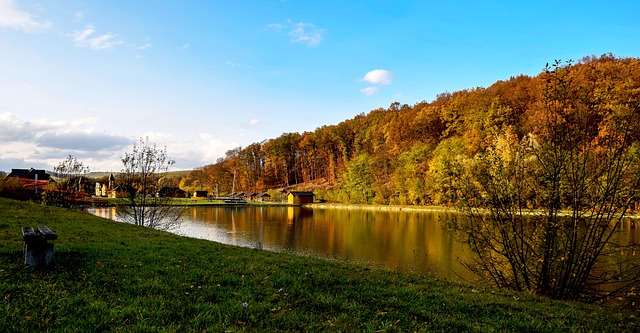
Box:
[181,54,640,204]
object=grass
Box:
[1,198,638,332]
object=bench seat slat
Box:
[22,226,39,241]
[37,226,58,241]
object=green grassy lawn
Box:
[1,198,637,332]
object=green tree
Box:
[428,137,468,205]
[392,142,434,205]
[342,153,375,203]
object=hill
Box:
[180,54,640,205]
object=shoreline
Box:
[304,202,452,213]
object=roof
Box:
[288,191,314,197]
[6,168,51,181]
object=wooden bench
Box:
[22,226,57,269]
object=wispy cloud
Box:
[267,20,325,47]
[248,119,261,127]
[70,24,123,50]
[360,87,379,96]
[0,0,52,32]
[137,42,152,50]
[266,23,285,32]
[74,10,85,21]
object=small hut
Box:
[256,192,271,202]
[192,190,208,199]
[287,191,314,205]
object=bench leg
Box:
[24,242,55,269]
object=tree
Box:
[115,137,181,230]
[450,58,640,303]
[43,155,90,207]
[342,153,375,203]
[54,154,90,180]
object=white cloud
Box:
[0,112,132,171]
[360,87,379,96]
[268,20,325,47]
[0,0,52,32]
[248,119,261,127]
[359,70,393,95]
[361,69,393,85]
[167,133,237,169]
[289,22,324,47]
[70,24,124,50]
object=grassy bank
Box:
[306,202,451,213]
[1,198,637,332]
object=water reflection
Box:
[89,206,475,281]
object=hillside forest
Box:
[180,54,640,206]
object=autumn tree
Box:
[451,57,640,303]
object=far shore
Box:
[305,202,452,213]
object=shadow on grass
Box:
[54,250,91,272]
[1,248,92,278]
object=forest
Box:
[180,54,640,206]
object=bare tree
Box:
[54,155,90,180]
[451,59,640,304]
[43,155,90,207]
[115,137,182,230]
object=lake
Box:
[88,205,640,285]
[88,205,476,281]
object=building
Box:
[157,187,187,198]
[95,173,117,198]
[5,168,51,192]
[193,190,208,199]
[287,191,314,205]
[256,192,271,202]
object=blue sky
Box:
[1,0,639,172]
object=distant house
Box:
[193,190,208,199]
[95,183,103,197]
[5,168,51,191]
[157,187,187,198]
[287,191,314,205]
[95,173,117,197]
[256,192,271,202]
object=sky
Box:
[1,0,639,172]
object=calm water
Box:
[88,205,640,284]
[89,206,475,281]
